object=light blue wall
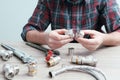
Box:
[0,0,120,41]
[117,0,120,7]
[0,0,37,41]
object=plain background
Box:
[0,0,38,41]
[0,0,120,41]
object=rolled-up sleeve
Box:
[101,0,120,33]
[21,0,50,41]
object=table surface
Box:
[0,41,120,80]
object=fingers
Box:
[82,30,96,35]
[47,29,73,49]
[76,38,99,51]
[76,38,97,45]
[55,29,67,34]
[48,38,73,49]
[50,29,71,41]
[51,34,71,41]
[82,44,99,51]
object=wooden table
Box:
[0,41,120,80]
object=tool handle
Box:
[26,42,48,52]
[1,43,14,51]
[26,42,60,55]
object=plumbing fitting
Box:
[49,65,107,80]
[0,50,13,61]
[68,47,74,56]
[47,56,61,67]
[65,29,74,38]
[65,29,84,38]
[3,64,19,80]
[71,55,97,66]
[1,43,37,64]
[75,30,85,38]
[27,61,37,76]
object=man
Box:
[21,0,120,51]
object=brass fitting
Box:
[27,61,37,76]
[47,56,61,67]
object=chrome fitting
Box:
[49,65,106,80]
[75,30,84,38]
[68,47,74,56]
[3,64,19,80]
[65,29,84,39]
[49,65,66,78]
[65,29,74,38]
[27,61,37,76]
[0,50,13,61]
[47,56,61,67]
[71,55,97,66]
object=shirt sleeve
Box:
[21,0,50,41]
[101,0,120,33]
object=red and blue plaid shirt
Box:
[21,0,120,41]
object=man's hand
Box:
[45,29,73,49]
[75,30,105,51]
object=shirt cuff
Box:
[21,25,36,41]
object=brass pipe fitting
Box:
[47,56,61,67]
[27,61,37,76]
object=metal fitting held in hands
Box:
[75,30,85,38]
[71,55,97,66]
[0,50,13,61]
[65,29,74,38]
[65,29,84,38]
[47,56,61,67]
[3,64,19,80]
[27,61,37,76]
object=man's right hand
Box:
[45,29,73,49]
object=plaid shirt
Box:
[21,0,120,41]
